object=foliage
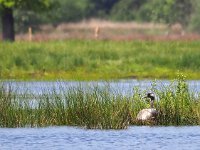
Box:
[189,0,200,32]
[87,0,119,17]
[46,0,89,25]
[110,0,147,21]
[0,0,55,33]
[0,0,198,32]
[138,0,193,25]
[12,0,89,32]
[0,0,51,9]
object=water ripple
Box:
[0,126,200,150]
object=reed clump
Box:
[65,86,131,129]
[0,77,200,129]
[156,75,200,125]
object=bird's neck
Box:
[150,100,154,108]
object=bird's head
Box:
[144,92,155,101]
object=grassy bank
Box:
[0,40,200,80]
[0,76,200,129]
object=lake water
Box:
[0,126,200,150]
[2,79,200,95]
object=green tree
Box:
[0,0,52,41]
[46,0,89,25]
[139,0,193,25]
[110,0,147,21]
[87,0,119,18]
[189,0,200,32]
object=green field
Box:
[1,40,200,80]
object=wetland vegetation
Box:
[1,39,200,129]
[1,76,200,129]
[0,40,200,80]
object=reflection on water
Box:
[0,126,200,150]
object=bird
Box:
[136,93,158,122]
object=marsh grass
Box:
[156,75,200,126]
[0,77,200,129]
[1,40,200,80]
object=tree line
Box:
[0,0,200,41]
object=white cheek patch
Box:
[150,93,154,97]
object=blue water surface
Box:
[2,79,200,95]
[0,126,200,150]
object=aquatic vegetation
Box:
[156,75,200,125]
[0,77,200,129]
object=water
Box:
[0,126,200,150]
[2,79,200,95]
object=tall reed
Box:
[0,77,200,129]
[156,75,200,125]
[65,86,131,129]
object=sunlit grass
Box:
[1,40,200,80]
